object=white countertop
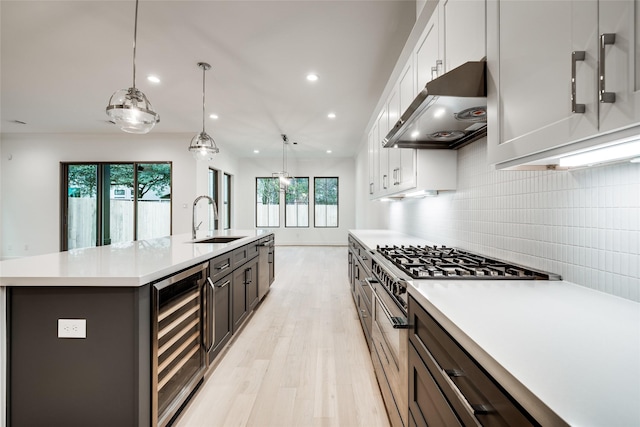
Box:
[350,229,640,427]
[0,230,270,287]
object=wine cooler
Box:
[152,262,208,427]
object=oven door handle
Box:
[373,288,409,329]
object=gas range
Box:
[371,244,560,313]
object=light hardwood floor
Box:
[174,246,390,427]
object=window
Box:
[209,168,219,230]
[61,162,172,250]
[314,177,338,227]
[256,177,280,227]
[223,173,231,230]
[285,177,309,227]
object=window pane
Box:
[223,173,231,229]
[67,164,97,249]
[209,168,219,230]
[314,177,338,228]
[136,163,172,240]
[256,177,280,227]
[106,164,134,245]
[285,177,309,227]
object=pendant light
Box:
[273,134,293,191]
[189,62,220,161]
[106,0,160,134]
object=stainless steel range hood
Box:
[383,60,486,150]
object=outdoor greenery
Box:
[285,178,309,205]
[257,177,280,205]
[314,177,338,205]
[68,163,171,199]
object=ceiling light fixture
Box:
[306,73,319,82]
[106,0,159,134]
[273,134,294,191]
[209,114,219,120]
[147,75,160,84]
[559,138,640,167]
[327,112,336,119]
[189,62,220,161]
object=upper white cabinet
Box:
[487,0,640,169]
[368,0,486,199]
[440,0,486,71]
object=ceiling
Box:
[0,0,416,158]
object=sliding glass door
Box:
[61,162,171,251]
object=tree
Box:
[67,163,171,200]
[257,178,280,205]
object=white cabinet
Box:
[487,0,640,169]
[415,0,486,91]
[440,0,486,72]
[367,1,487,199]
[415,7,441,91]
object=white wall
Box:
[0,132,239,259]
[356,137,640,302]
[235,156,356,245]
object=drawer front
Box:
[371,328,404,427]
[232,242,259,269]
[210,253,233,282]
[409,296,539,427]
[409,341,463,427]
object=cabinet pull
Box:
[383,174,388,189]
[216,279,230,289]
[599,33,616,103]
[369,182,374,195]
[431,66,438,81]
[571,51,586,113]
[216,262,230,271]
[443,368,494,416]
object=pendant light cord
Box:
[132,0,139,89]
[202,66,206,133]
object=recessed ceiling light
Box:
[327,112,336,119]
[254,149,260,154]
[411,131,419,138]
[327,150,332,154]
[209,114,219,119]
[306,73,319,82]
[147,75,160,84]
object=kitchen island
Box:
[349,229,640,427]
[0,230,273,427]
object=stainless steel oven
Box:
[370,269,409,427]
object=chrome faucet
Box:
[192,195,219,240]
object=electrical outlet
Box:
[58,319,86,339]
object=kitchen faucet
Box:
[192,195,218,240]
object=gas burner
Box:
[376,244,558,280]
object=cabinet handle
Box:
[205,277,215,352]
[216,279,230,289]
[443,368,493,416]
[599,33,616,103]
[369,182,374,195]
[216,262,230,271]
[431,66,438,81]
[571,51,586,113]
[383,174,388,189]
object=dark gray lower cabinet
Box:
[232,256,259,333]
[206,272,232,364]
[408,295,543,427]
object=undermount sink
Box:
[192,236,246,244]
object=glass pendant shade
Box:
[190,62,219,161]
[189,131,220,161]
[106,0,158,134]
[106,87,159,134]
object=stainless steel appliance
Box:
[382,60,487,150]
[152,262,208,427]
[368,243,560,427]
[258,235,275,300]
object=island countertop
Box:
[0,230,271,287]
[349,229,640,427]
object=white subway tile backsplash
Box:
[390,139,640,302]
